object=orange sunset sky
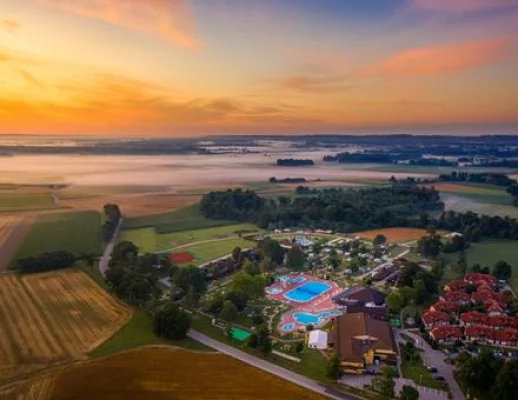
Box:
[1,0,518,136]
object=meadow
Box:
[181,238,253,266]
[48,348,325,400]
[12,211,103,263]
[0,270,131,382]
[0,192,56,212]
[444,240,518,290]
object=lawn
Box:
[183,238,254,265]
[12,211,103,263]
[89,310,211,358]
[0,192,56,211]
[156,223,260,249]
[122,204,235,232]
[118,227,157,253]
[444,240,518,290]
[441,193,518,218]
[400,358,443,390]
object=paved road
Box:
[99,218,124,277]
[354,249,409,281]
[402,331,465,400]
[188,330,359,400]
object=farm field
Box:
[118,227,157,254]
[431,182,509,196]
[0,215,34,271]
[0,192,56,212]
[352,227,436,242]
[123,204,235,231]
[12,211,103,264]
[444,240,518,291]
[0,270,131,381]
[0,375,56,400]
[50,348,325,400]
[441,193,518,218]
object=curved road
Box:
[188,330,359,400]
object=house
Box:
[430,301,458,314]
[461,311,487,327]
[441,291,471,305]
[429,326,463,343]
[333,286,386,306]
[464,273,497,287]
[327,313,397,374]
[422,311,450,329]
[444,280,467,292]
[308,329,328,349]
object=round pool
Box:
[266,287,283,295]
[290,276,307,284]
[281,323,295,332]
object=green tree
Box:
[219,300,238,321]
[153,303,191,340]
[247,333,258,348]
[492,261,512,281]
[493,359,518,400]
[243,260,261,276]
[417,232,442,258]
[172,265,207,297]
[326,354,341,379]
[312,241,323,255]
[258,237,285,265]
[232,246,242,262]
[399,385,419,400]
[295,342,304,353]
[328,248,341,269]
[257,325,272,354]
[387,291,405,313]
[286,245,305,271]
[456,250,467,274]
[373,234,387,247]
[373,367,396,398]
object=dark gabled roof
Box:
[333,286,386,306]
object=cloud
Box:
[273,73,350,94]
[1,19,21,35]
[361,38,518,77]
[16,68,43,87]
[34,0,201,50]
[409,0,518,14]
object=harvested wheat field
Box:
[0,270,131,382]
[0,375,55,400]
[428,183,505,195]
[353,227,444,242]
[0,215,34,271]
[49,347,324,400]
[61,193,200,217]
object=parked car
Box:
[434,376,445,381]
[427,366,438,373]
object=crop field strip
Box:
[0,270,131,382]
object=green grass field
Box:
[183,238,253,265]
[13,211,103,263]
[0,192,55,211]
[89,310,211,358]
[123,204,235,233]
[441,193,518,218]
[400,356,443,390]
[118,227,157,253]
[444,240,518,290]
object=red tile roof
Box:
[430,326,462,341]
[444,280,467,292]
[422,311,450,325]
[464,273,496,284]
[461,311,487,325]
[472,291,507,306]
[430,301,458,313]
[442,291,471,303]
[465,325,518,343]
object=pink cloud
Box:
[410,0,518,13]
[35,0,201,50]
[362,38,518,77]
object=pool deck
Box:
[266,273,342,333]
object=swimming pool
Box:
[281,323,295,332]
[290,276,306,284]
[284,281,331,302]
[293,310,342,326]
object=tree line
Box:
[276,158,314,166]
[200,186,444,232]
[17,251,76,273]
[102,203,122,242]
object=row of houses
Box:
[423,273,518,347]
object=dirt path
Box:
[0,215,35,272]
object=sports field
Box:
[0,270,131,381]
[49,348,325,400]
[12,211,103,264]
[352,227,436,242]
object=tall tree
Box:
[286,245,305,271]
[399,385,419,400]
[493,359,518,400]
[492,261,512,281]
[219,300,238,321]
[373,234,387,247]
[153,303,191,340]
[326,354,341,380]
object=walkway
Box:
[98,218,124,277]
[188,330,359,400]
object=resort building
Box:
[328,313,397,374]
[332,286,387,321]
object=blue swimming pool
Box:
[281,323,295,332]
[283,281,331,302]
[293,310,342,326]
[290,276,306,284]
[266,287,283,295]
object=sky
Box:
[0,0,518,137]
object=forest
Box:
[199,186,444,231]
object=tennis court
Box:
[230,327,252,341]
